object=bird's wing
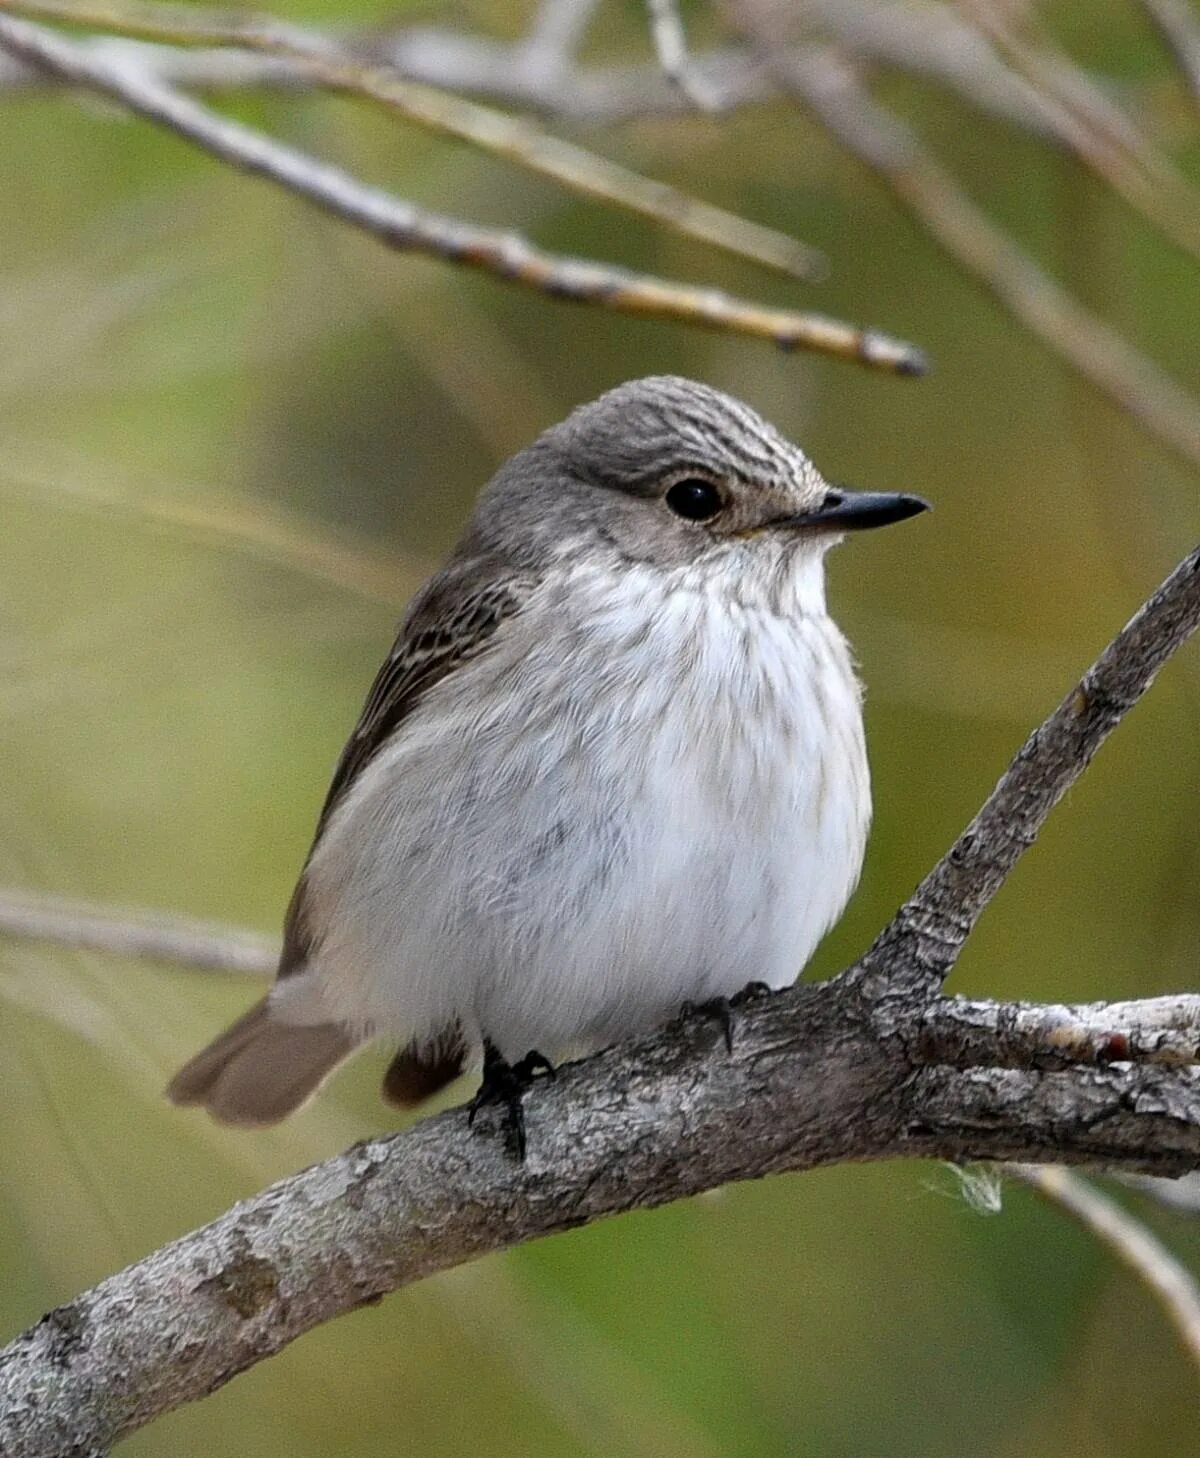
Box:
[279,553,534,978]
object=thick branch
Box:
[0,544,1197,1453]
[2,978,1200,1457]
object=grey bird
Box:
[168,376,927,1153]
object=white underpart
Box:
[276,547,872,1062]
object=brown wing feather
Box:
[278,552,533,979]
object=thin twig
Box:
[1137,0,1200,103]
[0,7,1087,137]
[765,47,1200,471]
[0,14,925,371]
[0,0,827,280]
[0,888,275,974]
[644,0,718,108]
[960,0,1200,264]
[858,544,1200,993]
[0,465,413,608]
[518,0,599,82]
[1012,1165,1200,1373]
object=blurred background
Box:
[1,0,1199,1453]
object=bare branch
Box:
[859,545,1200,994]
[959,0,1200,264]
[923,994,1200,1070]
[0,554,1196,1453]
[1,977,1199,1456]
[644,0,718,109]
[1012,1165,1200,1373]
[758,45,1200,474]
[0,0,826,281]
[0,6,1076,138]
[518,0,599,82]
[0,15,925,372]
[1137,0,1200,103]
[0,888,274,974]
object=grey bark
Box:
[0,539,1195,1455]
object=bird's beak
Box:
[776,487,931,533]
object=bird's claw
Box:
[679,996,735,1054]
[467,1044,556,1160]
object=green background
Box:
[1,2,1198,1454]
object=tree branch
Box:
[858,545,1200,993]
[749,40,1200,473]
[0,888,274,974]
[0,0,828,281]
[0,544,1197,1455]
[0,13,926,372]
[1012,1165,1200,1373]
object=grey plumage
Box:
[167,376,927,1129]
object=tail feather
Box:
[382,1026,467,1107]
[167,997,359,1127]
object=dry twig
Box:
[644,0,718,108]
[960,0,1200,263]
[1012,1165,1200,1373]
[758,46,1200,472]
[0,13,924,371]
[0,888,274,974]
[1137,0,1200,103]
[0,0,827,280]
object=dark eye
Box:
[665,478,725,522]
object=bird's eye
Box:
[665,478,725,522]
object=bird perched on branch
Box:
[168,376,927,1155]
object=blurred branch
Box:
[0,5,1074,135]
[959,0,1200,263]
[0,465,414,608]
[0,15,926,372]
[1012,1165,1200,1373]
[754,44,1200,473]
[0,889,274,974]
[1,545,1199,1454]
[0,0,827,281]
[1137,0,1200,103]
[644,0,717,108]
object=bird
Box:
[167,376,928,1155]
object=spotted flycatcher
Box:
[169,376,928,1152]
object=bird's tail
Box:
[166,996,360,1127]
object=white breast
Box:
[284,556,872,1061]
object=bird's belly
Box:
[300,597,870,1060]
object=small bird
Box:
[168,376,927,1153]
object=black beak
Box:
[780,487,931,532]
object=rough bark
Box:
[0,549,1195,1454]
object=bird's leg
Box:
[512,1049,557,1083]
[467,1041,556,1160]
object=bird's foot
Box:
[679,996,735,1054]
[731,980,773,1007]
[680,984,773,1052]
[467,1043,556,1160]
